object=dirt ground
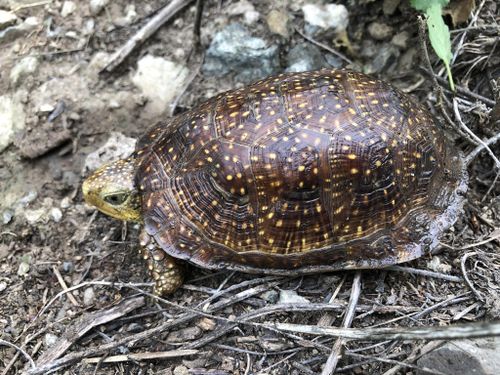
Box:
[0,0,499,374]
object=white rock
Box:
[114,4,137,27]
[60,197,72,209]
[24,208,46,224]
[302,3,349,33]
[84,132,136,173]
[0,281,7,292]
[17,259,30,276]
[0,10,17,29]
[279,290,310,304]
[0,94,25,152]
[227,0,260,25]
[10,56,39,87]
[61,1,76,18]
[89,0,109,15]
[44,333,58,348]
[83,287,95,306]
[131,55,189,117]
[50,207,63,222]
[39,103,55,113]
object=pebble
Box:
[364,44,399,74]
[302,3,349,34]
[60,1,76,18]
[131,55,189,117]
[391,31,410,49]
[60,197,72,209]
[44,333,58,348]
[0,10,17,29]
[2,209,13,224]
[0,281,7,293]
[50,207,63,223]
[90,0,109,15]
[0,94,26,152]
[203,23,279,82]
[83,287,95,306]
[279,290,310,304]
[114,4,137,27]
[286,43,328,72]
[24,208,46,224]
[227,0,260,25]
[39,103,55,113]
[383,0,401,15]
[266,9,290,38]
[0,16,39,44]
[83,132,136,173]
[196,317,216,331]
[173,365,189,375]
[260,290,279,303]
[367,22,394,41]
[17,258,30,276]
[9,56,39,87]
[62,261,73,273]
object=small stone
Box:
[383,0,401,15]
[196,317,216,331]
[203,23,279,82]
[132,55,189,117]
[114,4,137,27]
[173,365,189,375]
[24,208,46,224]
[227,0,259,25]
[108,99,121,109]
[0,10,17,29]
[0,94,25,152]
[62,261,73,273]
[44,333,58,348]
[367,22,394,41]
[83,287,95,306]
[39,103,55,113]
[167,326,202,343]
[83,132,136,173]
[60,1,76,18]
[266,9,290,38]
[302,3,349,33]
[0,16,39,44]
[0,281,7,292]
[260,290,279,303]
[279,290,310,304]
[50,207,62,223]
[60,197,72,209]
[364,44,399,74]
[89,0,109,15]
[286,43,328,73]
[10,56,39,87]
[2,209,13,224]
[18,191,37,206]
[391,31,410,49]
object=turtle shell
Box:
[134,69,467,275]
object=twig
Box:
[0,339,36,369]
[460,252,485,302]
[465,132,500,166]
[294,27,353,65]
[34,297,145,367]
[321,271,362,375]
[387,265,462,283]
[101,0,195,73]
[82,349,198,363]
[52,266,79,307]
[453,99,500,170]
[271,321,500,341]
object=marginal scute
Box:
[135,69,467,274]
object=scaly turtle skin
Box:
[82,69,467,295]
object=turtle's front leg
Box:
[139,232,184,296]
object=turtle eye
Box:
[104,193,128,206]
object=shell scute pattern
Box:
[135,69,467,274]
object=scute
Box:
[135,69,467,274]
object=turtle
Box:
[82,69,468,296]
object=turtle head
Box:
[82,158,141,222]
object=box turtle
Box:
[83,69,467,295]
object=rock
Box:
[114,4,137,27]
[2,209,13,224]
[60,197,72,209]
[0,10,17,29]
[24,208,46,224]
[83,287,95,306]
[0,281,7,292]
[44,333,58,348]
[417,339,500,375]
[0,16,39,44]
[391,31,410,49]
[196,317,216,331]
[38,103,55,113]
[364,44,399,74]
[260,290,279,303]
[167,326,202,343]
[17,256,30,276]
[203,23,279,82]
[286,43,328,72]
[367,22,393,41]
[50,207,62,223]
[89,0,109,15]
[279,290,310,304]
[131,55,189,117]
[173,365,189,375]
[302,3,348,34]
[266,9,290,38]
[227,0,259,25]
[60,1,76,18]
[383,0,401,15]
[83,132,136,173]
[0,94,25,152]
[9,56,39,87]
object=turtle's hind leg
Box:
[139,232,184,296]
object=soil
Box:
[0,0,499,374]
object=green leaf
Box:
[411,0,449,12]
[426,3,455,91]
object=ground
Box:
[0,0,499,374]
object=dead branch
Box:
[82,349,198,363]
